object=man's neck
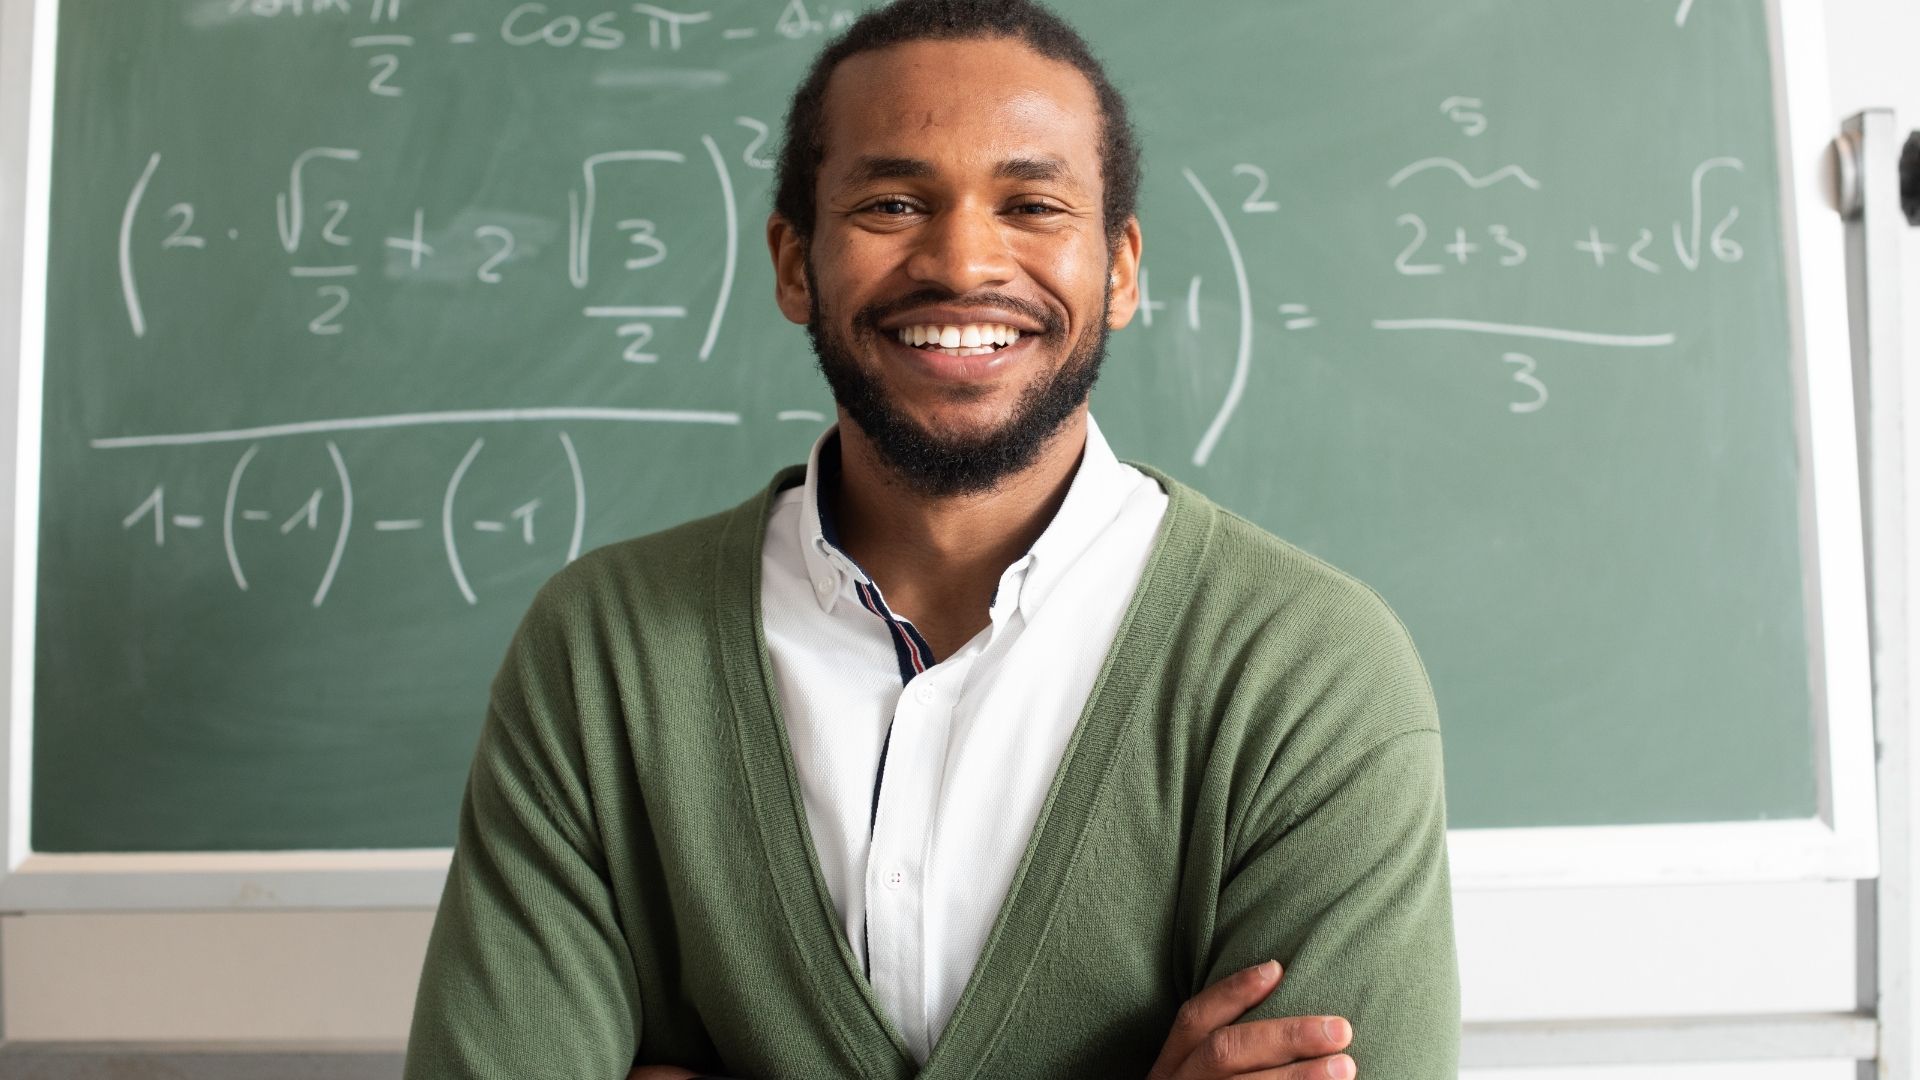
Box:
[828,410,1088,658]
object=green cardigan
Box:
[403,462,1459,1079]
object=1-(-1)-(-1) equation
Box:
[116,431,589,609]
[117,134,743,368]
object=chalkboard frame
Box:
[0,0,1880,912]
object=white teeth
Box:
[894,323,1026,350]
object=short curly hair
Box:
[773,0,1142,249]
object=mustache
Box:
[851,289,1064,339]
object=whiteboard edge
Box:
[0,816,1880,910]
[1773,0,1880,876]
[0,0,56,900]
[1450,818,1874,891]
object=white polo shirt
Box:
[759,412,1170,1063]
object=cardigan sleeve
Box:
[402,598,645,1080]
[1201,628,1460,1077]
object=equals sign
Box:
[1279,303,1319,331]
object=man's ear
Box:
[1105,216,1144,330]
[767,213,812,325]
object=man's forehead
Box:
[818,37,1102,169]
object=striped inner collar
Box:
[813,430,936,682]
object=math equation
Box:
[83,0,1756,609]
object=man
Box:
[403,1,1458,1077]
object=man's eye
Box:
[1012,202,1062,216]
[868,199,917,215]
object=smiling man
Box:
[403,2,1458,1078]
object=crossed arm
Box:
[625,959,1364,1079]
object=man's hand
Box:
[624,1067,704,1079]
[1145,961,1356,1079]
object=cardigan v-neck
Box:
[715,459,1207,1077]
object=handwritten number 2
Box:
[309,286,349,336]
[162,204,205,249]
[1394,213,1442,276]
[476,226,515,284]
[1233,165,1278,214]
[368,54,402,97]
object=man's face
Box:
[770,36,1142,497]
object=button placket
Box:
[865,671,954,1060]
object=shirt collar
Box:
[794,413,1136,622]
[1013,412,1134,620]
[796,425,860,614]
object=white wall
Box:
[0,0,1915,1075]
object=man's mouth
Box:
[893,323,1023,358]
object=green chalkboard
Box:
[32,0,1817,851]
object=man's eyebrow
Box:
[846,155,936,184]
[995,156,1077,184]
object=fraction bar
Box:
[1371,318,1676,349]
[91,407,742,449]
[584,306,688,319]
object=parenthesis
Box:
[313,441,353,607]
[120,152,161,339]
[559,432,586,564]
[1182,167,1254,468]
[444,438,483,605]
[223,443,261,591]
[699,134,737,361]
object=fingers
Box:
[1147,960,1284,1078]
[1181,1015,1354,1078]
[1237,1054,1357,1080]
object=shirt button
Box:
[913,682,936,705]
[815,577,834,594]
[884,866,906,890]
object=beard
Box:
[804,261,1112,499]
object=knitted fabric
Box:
[403,462,1460,1079]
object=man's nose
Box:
[904,203,1017,294]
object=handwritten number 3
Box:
[1504,353,1547,414]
